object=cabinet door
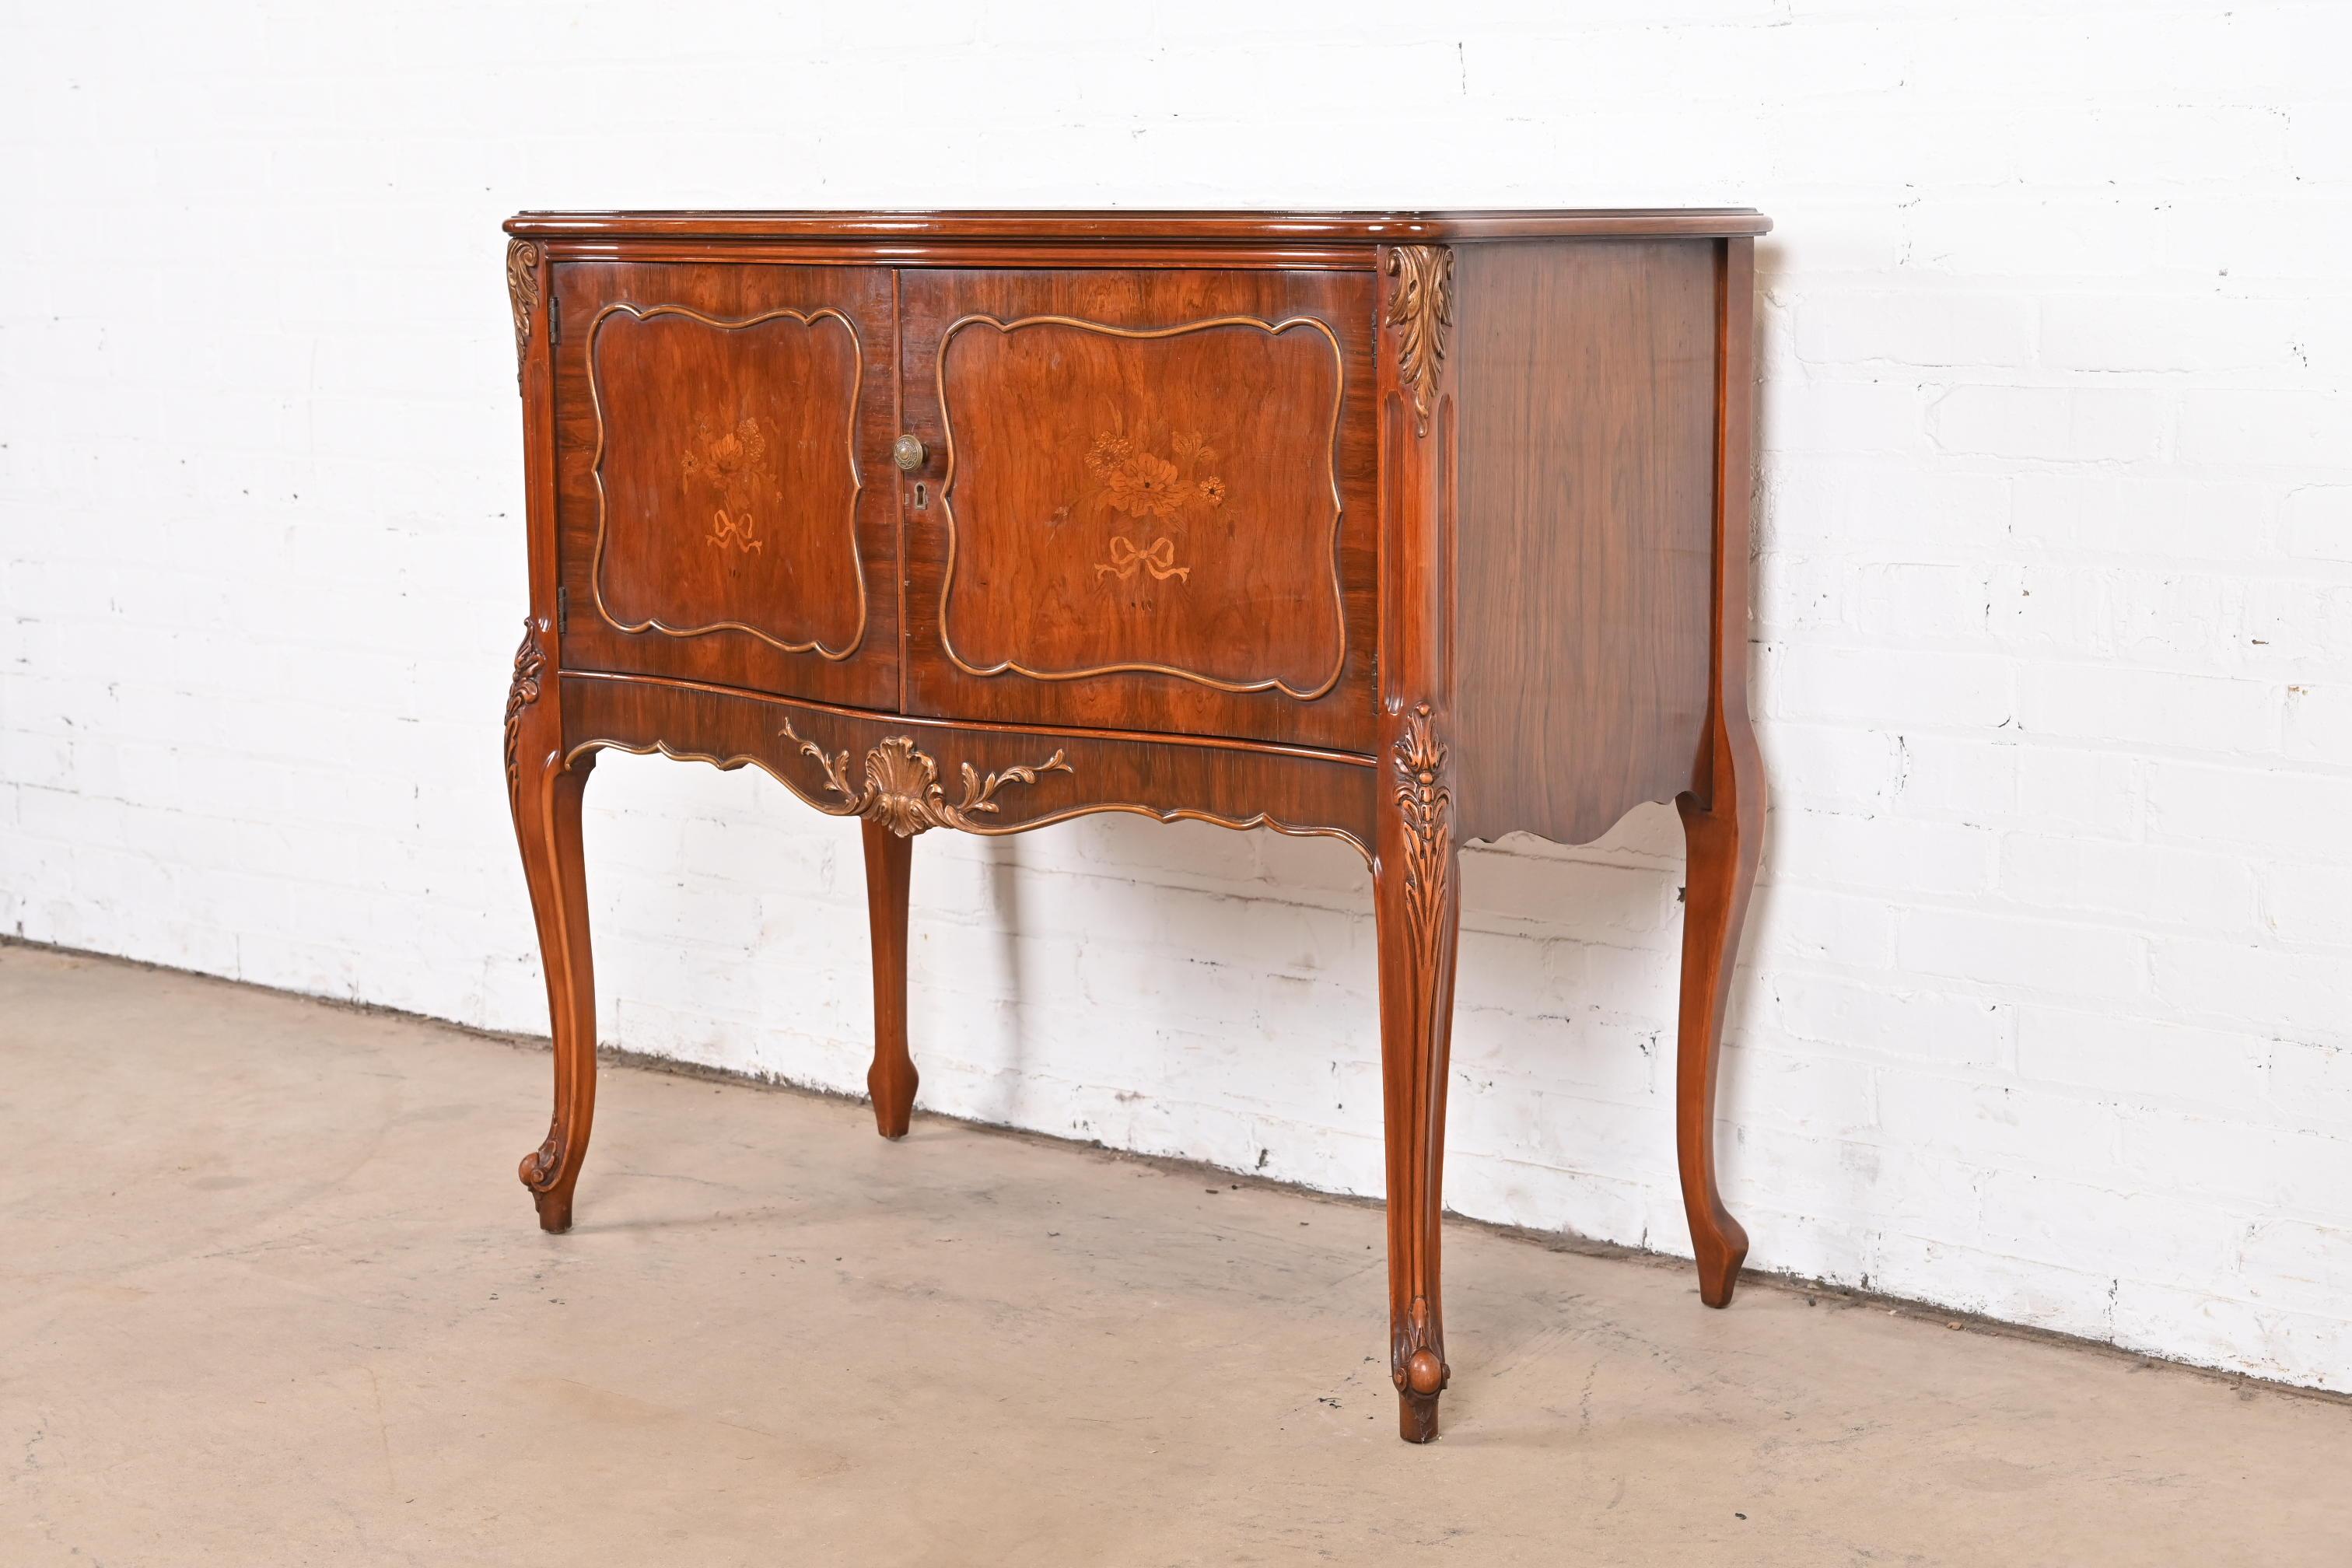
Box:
[898,269,1377,753]
[551,262,898,709]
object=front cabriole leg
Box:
[780,719,1071,1139]
[1374,702,1460,1442]
[506,624,598,1233]
[861,817,918,1138]
[1373,241,1460,1440]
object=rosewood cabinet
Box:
[501,209,1771,1443]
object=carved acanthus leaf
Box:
[503,618,547,814]
[1390,702,1454,954]
[779,720,1073,837]
[506,238,542,390]
[1382,245,1452,437]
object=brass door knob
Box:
[892,434,927,473]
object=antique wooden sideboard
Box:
[500,208,1770,1442]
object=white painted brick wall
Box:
[5,1,2350,1391]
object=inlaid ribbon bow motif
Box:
[1094,534,1190,583]
[685,416,771,555]
[708,509,763,554]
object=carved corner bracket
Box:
[1382,244,1453,437]
[779,719,1073,837]
[502,618,548,814]
[506,238,543,390]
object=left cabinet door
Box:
[550,261,899,709]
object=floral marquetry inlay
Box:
[1083,428,1225,520]
[1061,427,1224,588]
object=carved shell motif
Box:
[863,738,947,838]
[780,720,1073,836]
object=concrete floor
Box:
[4,946,2347,1566]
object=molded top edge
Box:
[503,208,1773,242]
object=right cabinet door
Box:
[898,268,1378,754]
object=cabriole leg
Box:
[862,818,918,1139]
[1375,703,1460,1442]
[1674,751,1761,1306]
[513,748,598,1234]
[1673,229,1767,1307]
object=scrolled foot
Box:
[517,1129,558,1189]
[518,1127,573,1233]
[1390,1300,1450,1443]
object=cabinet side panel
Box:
[1454,240,1718,846]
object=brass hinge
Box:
[557,586,569,634]
[549,295,560,345]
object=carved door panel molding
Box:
[931,311,1346,696]
[550,262,901,712]
[896,268,1380,754]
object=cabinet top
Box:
[502,208,1771,243]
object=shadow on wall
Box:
[1449,797,1748,1242]
[567,745,1760,1248]
[975,833,1033,1117]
